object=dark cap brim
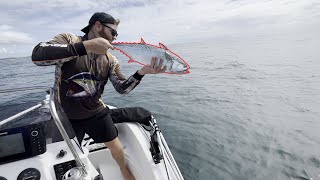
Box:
[81,24,91,33]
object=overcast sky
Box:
[0,0,319,58]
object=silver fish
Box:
[112,38,190,74]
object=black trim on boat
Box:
[88,146,108,153]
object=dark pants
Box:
[70,107,151,143]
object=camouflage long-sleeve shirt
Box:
[32,33,143,119]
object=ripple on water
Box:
[275,149,299,161]
[309,157,320,168]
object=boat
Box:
[0,88,184,180]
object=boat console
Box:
[0,95,99,180]
[0,123,46,165]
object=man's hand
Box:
[83,37,114,54]
[138,57,167,75]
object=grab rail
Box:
[0,86,48,127]
[0,103,43,127]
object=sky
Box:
[0,0,319,58]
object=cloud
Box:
[0,25,12,31]
[0,0,319,57]
[0,25,33,44]
[0,47,7,54]
[102,0,320,43]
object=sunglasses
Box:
[102,24,118,37]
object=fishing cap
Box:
[81,12,116,33]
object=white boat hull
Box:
[0,95,184,180]
[87,122,184,180]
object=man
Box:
[32,12,166,180]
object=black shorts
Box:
[70,107,151,143]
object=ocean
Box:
[0,35,319,180]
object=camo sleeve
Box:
[31,33,87,66]
[108,54,144,95]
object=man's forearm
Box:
[110,71,144,95]
[31,42,87,66]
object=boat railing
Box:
[0,86,49,127]
[148,116,184,180]
[0,103,43,127]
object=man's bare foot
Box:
[120,167,135,180]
